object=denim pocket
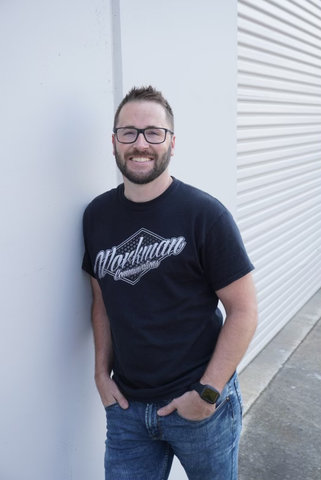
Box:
[104,402,119,410]
[174,395,230,423]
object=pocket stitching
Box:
[234,379,243,413]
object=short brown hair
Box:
[114,86,174,130]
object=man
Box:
[82,86,257,480]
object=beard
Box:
[114,144,172,185]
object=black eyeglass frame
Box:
[113,127,174,144]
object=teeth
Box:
[132,157,151,163]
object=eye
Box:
[122,129,136,137]
[146,129,162,136]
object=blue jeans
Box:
[104,372,243,480]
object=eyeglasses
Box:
[113,127,174,144]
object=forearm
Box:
[91,298,113,378]
[200,307,257,392]
[201,272,258,392]
[90,277,129,408]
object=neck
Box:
[123,171,173,203]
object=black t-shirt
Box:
[82,178,254,402]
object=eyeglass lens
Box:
[117,128,166,144]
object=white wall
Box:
[0,1,237,479]
[120,0,238,213]
[0,1,116,479]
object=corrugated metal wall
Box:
[237,0,321,370]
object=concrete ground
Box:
[238,289,321,480]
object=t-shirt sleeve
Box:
[81,206,96,278]
[203,209,254,291]
[82,249,95,277]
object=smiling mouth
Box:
[130,157,153,163]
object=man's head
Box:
[112,86,175,185]
[113,86,174,131]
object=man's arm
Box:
[200,271,258,392]
[157,272,257,419]
[90,277,129,409]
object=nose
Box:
[134,132,149,149]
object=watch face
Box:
[202,386,220,404]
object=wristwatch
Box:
[191,382,220,404]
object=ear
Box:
[112,133,116,156]
[170,135,176,156]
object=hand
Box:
[157,390,216,420]
[95,372,129,409]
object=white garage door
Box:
[237,0,321,370]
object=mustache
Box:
[126,148,155,157]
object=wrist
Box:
[95,370,111,382]
[191,382,220,405]
[200,374,226,394]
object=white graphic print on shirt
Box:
[94,228,187,285]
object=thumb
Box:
[157,401,176,417]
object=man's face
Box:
[112,101,175,185]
